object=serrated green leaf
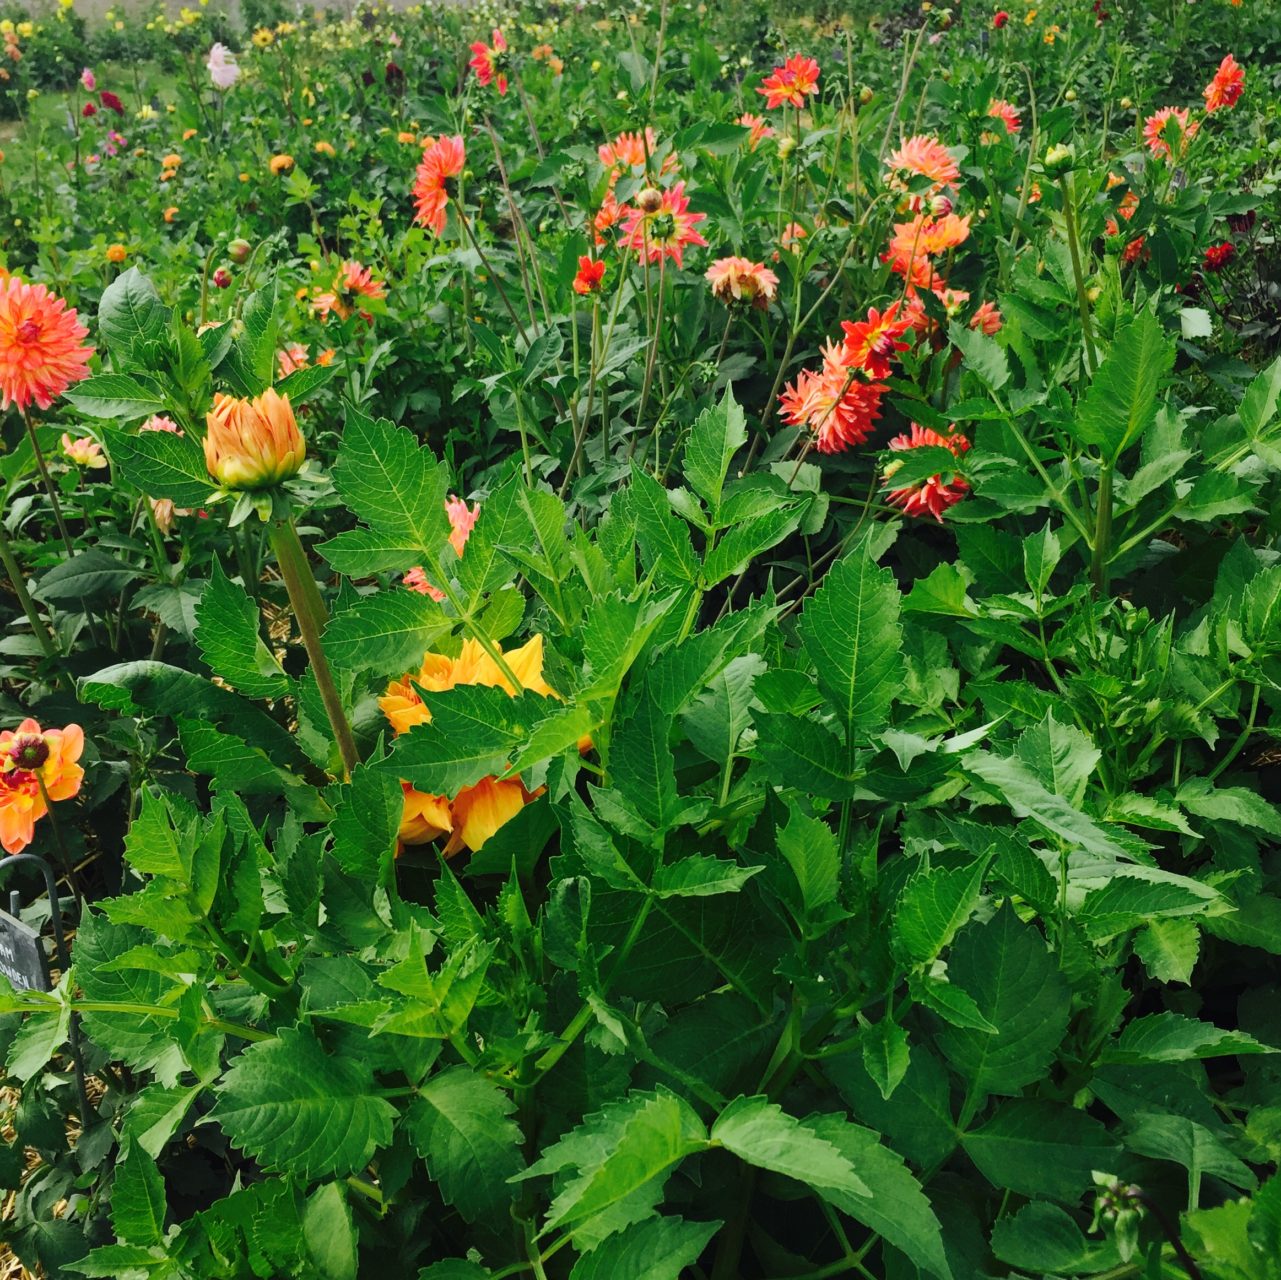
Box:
[1101,1012,1276,1064]
[195,561,290,699]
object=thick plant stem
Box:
[22,408,76,558]
[0,522,59,658]
[1090,461,1113,593]
[1058,174,1099,375]
[268,516,360,778]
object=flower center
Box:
[16,319,40,344]
[9,733,48,769]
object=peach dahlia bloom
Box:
[779,341,886,453]
[204,388,304,490]
[1143,107,1198,159]
[884,135,960,193]
[0,719,85,855]
[705,257,779,308]
[0,277,93,411]
[883,424,971,522]
[1203,54,1244,113]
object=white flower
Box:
[206,42,239,91]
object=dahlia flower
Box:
[705,257,779,308]
[1203,55,1244,113]
[883,424,971,521]
[204,388,305,491]
[620,182,708,267]
[0,277,93,411]
[0,719,85,855]
[757,55,820,110]
[414,135,465,237]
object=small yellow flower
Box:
[17,21,33,36]
[239,171,250,182]
[161,152,182,168]
[269,153,295,174]
[251,26,274,46]
[106,243,127,263]
[397,130,417,144]
[182,128,197,141]
[313,140,334,156]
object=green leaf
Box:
[684,387,747,517]
[64,1245,172,1278]
[121,1084,201,1160]
[5,1000,70,1082]
[754,711,860,799]
[220,278,280,395]
[405,1067,524,1222]
[610,689,680,834]
[568,1215,720,1280]
[99,267,170,353]
[1014,712,1099,805]
[963,1100,1120,1202]
[1126,1114,1257,1192]
[1178,778,1281,837]
[991,1202,1120,1274]
[630,465,700,584]
[901,562,975,617]
[1238,352,1281,441]
[387,685,542,796]
[328,764,404,877]
[103,425,214,507]
[323,588,452,677]
[799,546,903,737]
[64,373,168,420]
[1101,1012,1276,1065]
[195,561,290,699]
[1073,310,1174,460]
[701,501,804,586]
[861,1017,910,1101]
[211,1026,397,1179]
[540,1091,708,1234]
[318,406,451,573]
[963,750,1129,860]
[34,549,139,603]
[892,857,988,966]
[1133,919,1200,985]
[936,906,1070,1097]
[711,1096,870,1198]
[948,321,1009,391]
[277,360,339,404]
[111,1138,168,1247]
[1076,871,1219,942]
[776,804,840,917]
[302,1183,358,1280]
[805,1114,953,1280]
[650,856,761,898]
[1203,894,1281,955]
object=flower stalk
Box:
[267,515,360,778]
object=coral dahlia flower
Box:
[885,135,960,194]
[839,301,911,379]
[1143,107,1198,159]
[970,300,1003,335]
[573,256,606,295]
[705,257,779,308]
[414,134,465,237]
[986,99,1021,134]
[756,55,820,110]
[779,342,886,453]
[1203,55,1244,113]
[883,424,971,522]
[737,113,774,150]
[277,343,310,377]
[0,718,85,855]
[60,432,106,469]
[204,388,305,491]
[599,127,656,171]
[621,182,708,267]
[0,277,92,411]
[469,29,508,95]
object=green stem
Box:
[1090,461,1114,593]
[1058,174,1099,374]
[22,407,76,558]
[68,1000,272,1042]
[0,520,59,657]
[268,516,360,778]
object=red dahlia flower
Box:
[756,55,820,110]
[883,424,971,521]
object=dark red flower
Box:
[385,61,404,88]
[1203,241,1235,272]
[361,69,375,87]
[99,90,124,115]
[993,10,1010,26]
[212,268,232,289]
[1227,209,1255,236]
[81,101,96,118]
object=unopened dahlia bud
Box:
[636,187,663,214]
[929,194,953,217]
[1044,142,1075,175]
[859,86,873,105]
[228,237,252,262]
[204,388,305,491]
[212,267,232,289]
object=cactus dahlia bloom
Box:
[1203,55,1244,113]
[883,424,971,522]
[839,301,912,379]
[0,719,85,854]
[403,497,480,601]
[620,182,708,266]
[1143,107,1198,159]
[986,99,1022,134]
[468,28,508,95]
[884,135,960,194]
[380,635,560,853]
[0,277,93,411]
[414,135,465,237]
[779,342,886,453]
[737,113,774,150]
[204,388,305,490]
[756,55,820,110]
[705,257,779,308]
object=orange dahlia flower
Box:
[737,113,774,150]
[0,277,93,411]
[269,153,295,175]
[414,135,465,237]
[839,301,912,379]
[986,99,1022,134]
[885,135,960,194]
[1203,54,1244,113]
[468,28,508,96]
[381,634,560,853]
[573,256,607,296]
[756,55,820,110]
[779,341,886,453]
[0,718,85,855]
[204,388,305,490]
[883,424,971,522]
[1143,107,1198,159]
